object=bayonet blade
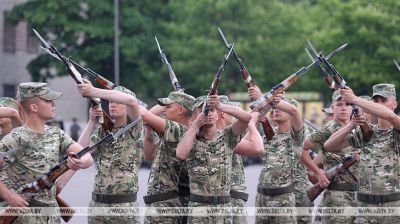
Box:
[307,40,320,57]
[33,28,50,49]
[305,48,316,62]
[40,46,61,61]
[112,118,141,140]
[326,44,348,60]
[154,36,162,55]
[217,27,231,48]
[394,59,400,72]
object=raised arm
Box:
[176,113,203,160]
[233,112,264,156]
[77,79,140,120]
[0,107,23,127]
[273,98,303,133]
[207,95,251,137]
[340,87,400,129]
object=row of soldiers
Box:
[0,79,399,224]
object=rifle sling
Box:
[327,182,358,191]
[257,185,294,196]
[357,192,400,204]
[92,192,137,203]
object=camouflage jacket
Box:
[0,134,13,190]
[147,120,188,195]
[0,125,74,205]
[230,153,246,192]
[91,119,143,194]
[350,124,400,194]
[309,119,360,185]
[258,127,304,188]
[187,126,240,196]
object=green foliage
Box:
[7,0,400,103]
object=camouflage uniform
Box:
[0,125,74,224]
[309,119,360,224]
[0,97,18,208]
[230,154,248,224]
[144,120,189,224]
[256,127,304,224]
[88,119,143,224]
[349,84,400,224]
[187,125,240,224]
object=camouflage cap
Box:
[157,91,195,111]
[321,107,333,114]
[359,95,371,101]
[282,97,299,107]
[0,97,17,109]
[17,82,62,100]
[114,86,136,97]
[372,83,396,99]
[332,90,342,101]
[192,95,206,109]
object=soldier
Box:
[0,97,23,208]
[0,82,93,224]
[176,94,262,224]
[358,95,377,124]
[76,79,143,224]
[140,91,195,224]
[300,90,359,224]
[324,84,400,224]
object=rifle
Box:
[0,118,141,224]
[217,27,275,140]
[306,40,373,141]
[32,29,114,132]
[306,153,359,202]
[394,59,400,72]
[155,36,183,92]
[38,47,148,109]
[203,43,235,116]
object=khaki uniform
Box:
[144,120,189,224]
[187,126,240,224]
[256,127,304,224]
[0,125,74,224]
[88,119,143,224]
[309,120,360,224]
[230,153,248,224]
[0,133,12,207]
[349,125,400,224]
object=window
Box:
[3,84,16,98]
[3,12,16,53]
[27,25,38,53]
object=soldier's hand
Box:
[316,169,330,188]
[248,86,262,100]
[350,114,366,128]
[272,93,283,105]
[250,112,260,125]
[77,79,95,97]
[89,106,103,122]
[66,152,84,171]
[5,192,29,208]
[339,87,357,104]
[192,113,205,129]
[207,95,221,110]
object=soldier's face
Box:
[109,102,127,118]
[164,103,182,121]
[332,99,352,122]
[36,98,56,120]
[202,108,218,126]
[373,96,397,111]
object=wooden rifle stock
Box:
[56,195,75,223]
[306,154,358,202]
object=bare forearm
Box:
[353,97,400,127]
[219,104,251,123]
[275,100,303,132]
[78,120,97,147]
[324,124,353,151]
[92,88,139,107]
[176,127,197,160]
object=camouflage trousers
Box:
[88,200,139,224]
[355,199,400,224]
[188,201,232,224]
[294,182,311,224]
[13,200,60,224]
[319,190,356,224]
[231,198,248,224]
[255,192,297,224]
[144,197,185,224]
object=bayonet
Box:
[394,59,400,72]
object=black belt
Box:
[328,182,359,191]
[257,185,294,196]
[189,193,231,204]
[357,192,400,204]
[230,190,249,201]
[144,191,179,204]
[92,192,137,203]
